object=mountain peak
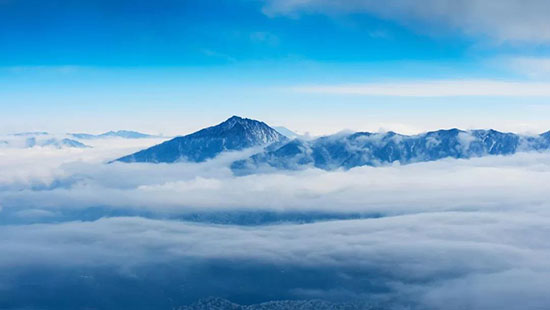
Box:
[218,115,260,129]
[116,116,287,163]
[227,115,244,121]
[218,115,248,127]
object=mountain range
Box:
[29,137,90,149]
[0,136,90,149]
[233,128,550,172]
[70,130,155,139]
[1,130,157,149]
[114,116,550,171]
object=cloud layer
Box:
[263,0,550,44]
[2,145,550,218]
[1,212,549,308]
[1,139,550,309]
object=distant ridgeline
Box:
[70,130,155,139]
[1,130,157,150]
[114,116,550,172]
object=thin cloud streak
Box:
[292,80,550,97]
[505,57,550,79]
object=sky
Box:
[2,3,550,307]
[2,0,550,135]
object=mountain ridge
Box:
[113,116,550,170]
[233,127,550,173]
[0,136,91,149]
[70,130,155,139]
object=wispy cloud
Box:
[6,65,81,75]
[200,48,237,63]
[505,57,550,78]
[292,80,550,97]
[263,0,550,44]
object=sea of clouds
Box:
[0,137,549,309]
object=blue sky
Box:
[2,0,550,135]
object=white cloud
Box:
[0,213,549,308]
[292,80,550,97]
[262,0,550,44]
[506,57,550,78]
[420,269,550,310]
[1,140,550,308]
[1,140,550,215]
[0,135,168,188]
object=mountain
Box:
[112,116,549,169]
[42,138,90,148]
[232,128,550,173]
[24,137,90,149]
[70,130,155,139]
[0,132,91,149]
[115,116,287,163]
[176,297,379,310]
[0,137,90,149]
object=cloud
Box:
[1,140,550,308]
[200,48,237,63]
[505,57,550,78]
[291,80,550,97]
[0,135,168,188]
[7,65,81,75]
[262,0,550,44]
[1,213,549,308]
[420,269,550,310]
[1,139,550,218]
